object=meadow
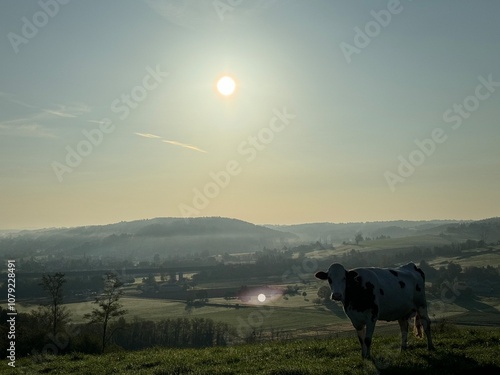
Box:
[17,294,350,335]
[17,281,499,334]
[10,325,500,374]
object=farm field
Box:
[306,236,481,259]
[14,287,500,340]
[315,244,500,265]
[429,248,500,268]
[15,295,347,334]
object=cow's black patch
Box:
[345,272,378,318]
[416,284,421,292]
[399,281,406,288]
[379,288,385,295]
[390,270,398,277]
[414,265,425,280]
[327,277,332,284]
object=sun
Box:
[216,76,236,96]
[257,293,266,303]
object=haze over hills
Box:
[1,217,499,262]
[266,220,462,242]
[0,217,297,261]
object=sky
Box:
[1,0,499,230]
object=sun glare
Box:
[216,76,236,96]
[257,293,266,302]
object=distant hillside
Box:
[0,217,297,261]
[2,217,499,262]
[418,217,500,243]
[267,220,461,243]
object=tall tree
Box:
[355,233,364,245]
[84,273,127,353]
[39,272,70,336]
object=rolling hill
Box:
[0,217,297,261]
[1,217,499,262]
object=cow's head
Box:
[315,263,347,302]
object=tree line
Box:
[0,272,233,360]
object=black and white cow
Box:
[315,262,434,359]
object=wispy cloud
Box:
[162,140,208,153]
[0,115,58,138]
[1,91,90,119]
[43,108,77,118]
[88,119,111,125]
[134,131,207,153]
[0,123,57,139]
[0,92,90,138]
[134,132,163,139]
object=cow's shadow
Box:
[374,348,498,375]
[453,296,499,313]
[323,300,346,319]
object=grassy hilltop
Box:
[10,326,500,375]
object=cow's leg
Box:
[364,319,376,360]
[417,306,435,350]
[398,318,409,350]
[355,325,367,359]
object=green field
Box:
[15,294,349,337]
[308,236,470,259]
[10,239,500,351]
[429,248,500,268]
[14,287,500,345]
[7,234,500,374]
[10,326,500,374]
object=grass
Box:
[429,250,500,268]
[10,327,500,374]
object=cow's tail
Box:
[413,313,423,339]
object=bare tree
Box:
[84,273,127,353]
[39,272,70,336]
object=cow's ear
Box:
[315,271,328,280]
